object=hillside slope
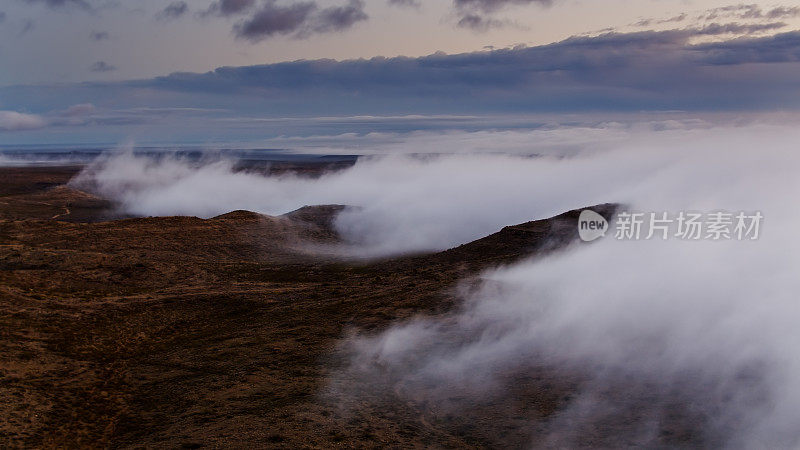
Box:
[0,169,618,448]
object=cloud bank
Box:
[72,121,799,255]
[4,28,800,131]
[0,110,47,130]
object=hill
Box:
[0,166,617,448]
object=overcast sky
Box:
[1,0,799,144]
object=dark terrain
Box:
[0,165,636,448]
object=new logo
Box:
[578,209,608,242]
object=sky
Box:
[1,0,800,145]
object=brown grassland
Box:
[2,165,669,448]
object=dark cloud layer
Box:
[157,1,188,21]
[145,29,800,95]
[201,0,256,17]
[634,13,687,27]
[766,6,800,19]
[22,0,92,10]
[694,21,786,35]
[235,0,316,39]
[4,29,800,121]
[89,60,115,72]
[693,30,800,64]
[314,0,367,33]
[453,0,552,29]
[457,13,507,30]
[234,0,367,41]
[453,2,800,33]
[454,0,552,14]
[90,30,109,41]
[703,4,800,21]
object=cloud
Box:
[692,30,800,65]
[453,0,552,14]
[633,13,687,27]
[0,110,47,131]
[234,0,367,41]
[313,0,367,33]
[452,0,551,29]
[201,0,255,17]
[457,13,508,30]
[20,19,34,35]
[766,6,800,19]
[0,12,6,24]
[3,29,800,126]
[633,5,798,32]
[139,29,800,111]
[157,1,188,21]
[89,60,116,72]
[714,3,764,19]
[694,21,787,36]
[662,12,686,23]
[387,0,419,8]
[703,4,800,21]
[39,103,99,126]
[21,0,92,10]
[60,103,96,116]
[0,103,229,133]
[235,0,316,39]
[90,30,108,41]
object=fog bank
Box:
[72,123,798,257]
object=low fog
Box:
[72,122,795,257]
[73,121,800,446]
[333,123,799,447]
